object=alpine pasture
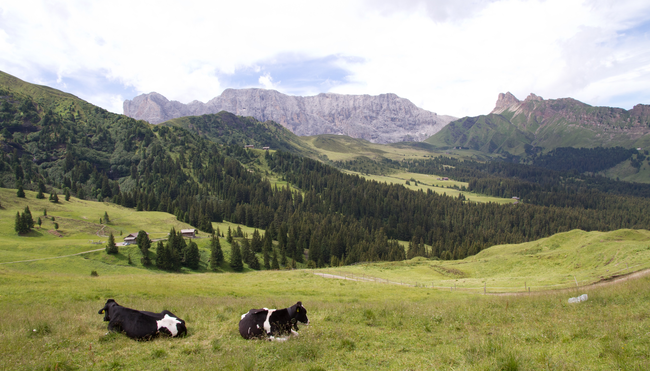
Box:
[1,188,649,370]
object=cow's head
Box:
[292,301,309,325]
[98,299,118,322]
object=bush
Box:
[90,270,98,277]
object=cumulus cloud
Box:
[258,73,276,90]
[0,0,649,117]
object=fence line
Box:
[314,262,649,293]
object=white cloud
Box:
[0,0,649,116]
[258,73,276,90]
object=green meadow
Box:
[1,188,649,370]
[346,170,516,204]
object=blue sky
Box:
[1,0,650,117]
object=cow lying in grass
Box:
[239,301,309,341]
[98,299,187,340]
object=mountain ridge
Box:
[124,89,456,144]
[426,92,650,155]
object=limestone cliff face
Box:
[123,89,455,143]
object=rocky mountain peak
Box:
[491,92,521,114]
[524,93,543,102]
[123,89,456,144]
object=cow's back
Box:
[109,308,158,339]
[239,309,268,339]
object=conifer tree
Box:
[251,229,262,253]
[37,217,42,228]
[227,227,233,243]
[280,248,287,267]
[105,233,118,254]
[49,192,59,203]
[22,206,34,229]
[103,211,110,223]
[64,189,70,201]
[184,241,200,270]
[14,212,25,234]
[155,241,166,269]
[230,240,244,272]
[271,249,280,270]
[136,230,148,247]
[210,234,224,271]
[241,238,252,265]
[138,231,151,266]
[262,234,271,270]
[36,189,45,199]
[16,185,25,198]
[248,253,261,270]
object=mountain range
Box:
[426,92,650,155]
[123,89,456,144]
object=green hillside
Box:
[426,96,650,157]
[321,229,650,292]
[1,191,649,369]
[164,111,317,156]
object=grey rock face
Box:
[123,89,455,144]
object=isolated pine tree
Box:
[136,230,148,247]
[105,233,118,254]
[22,206,34,229]
[230,241,244,272]
[36,189,45,199]
[64,189,71,201]
[103,211,110,223]
[210,234,223,271]
[139,232,152,267]
[49,192,59,203]
[16,185,25,198]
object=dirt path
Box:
[0,248,105,265]
[489,268,650,296]
[314,268,650,294]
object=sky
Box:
[1,0,650,118]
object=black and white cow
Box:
[98,299,187,340]
[239,301,309,340]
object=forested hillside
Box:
[3,70,650,267]
[163,111,314,155]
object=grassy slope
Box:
[345,170,516,204]
[319,229,650,292]
[1,189,650,369]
